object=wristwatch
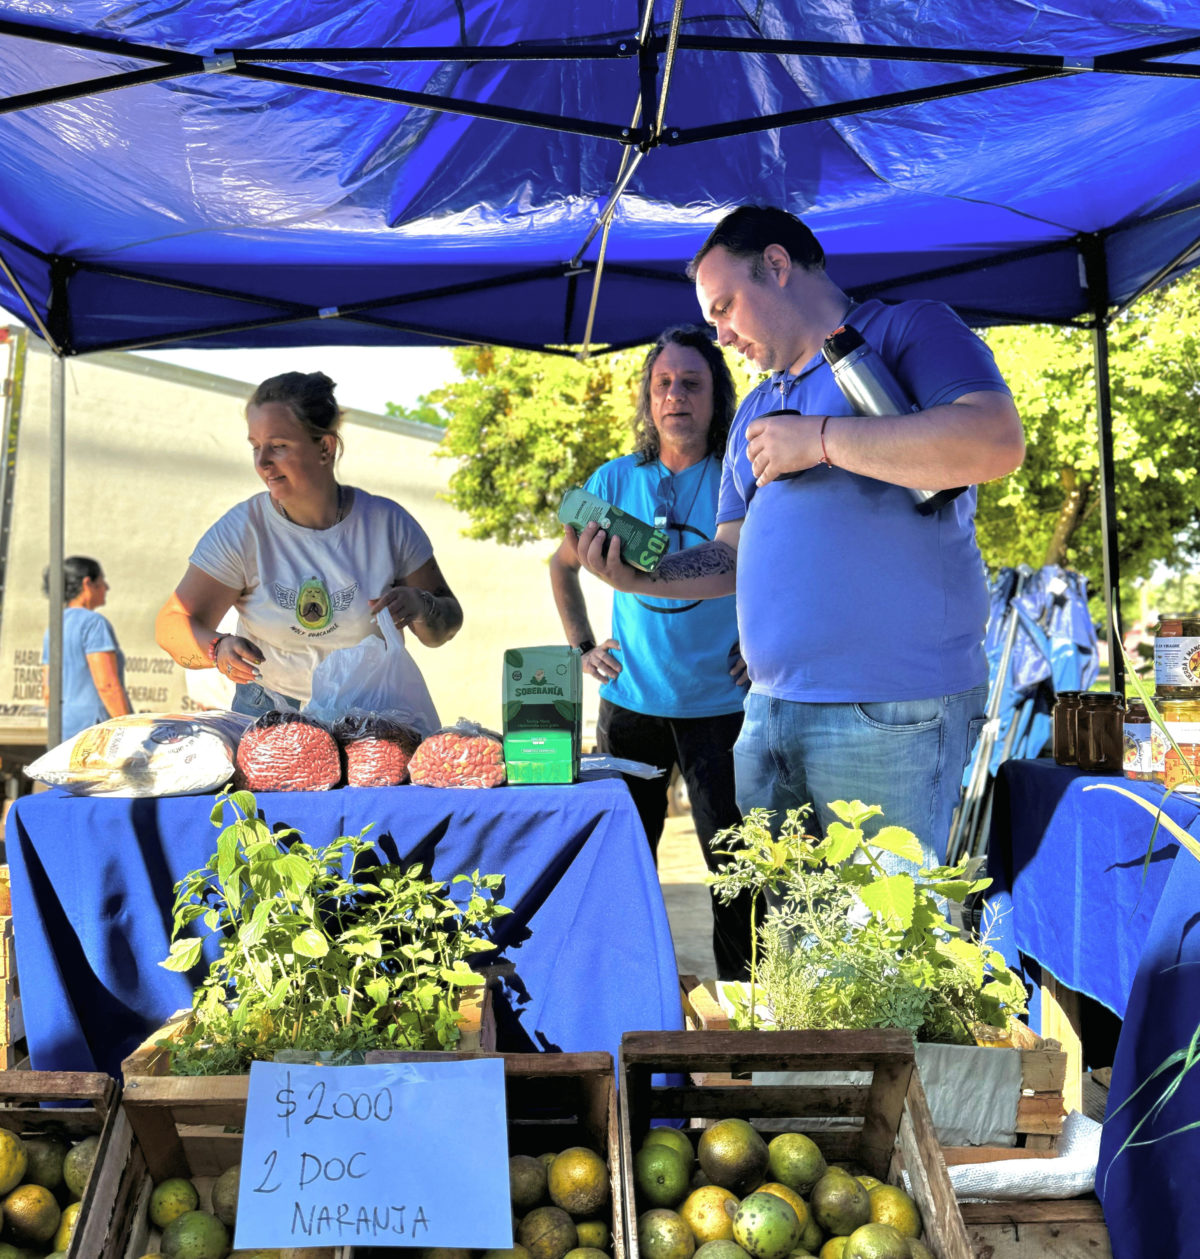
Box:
[576,639,596,655]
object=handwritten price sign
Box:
[237,1059,512,1250]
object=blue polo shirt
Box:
[717,298,1010,703]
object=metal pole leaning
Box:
[947,565,1031,864]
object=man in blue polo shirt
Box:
[551,324,752,979]
[573,207,1025,869]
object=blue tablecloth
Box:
[987,758,1200,1259]
[5,777,683,1079]
[986,759,1198,1019]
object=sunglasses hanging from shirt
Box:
[653,460,711,533]
[821,324,967,515]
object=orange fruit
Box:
[680,1184,738,1243]
[548,1147,609,1216]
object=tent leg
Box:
[1084,239,1123,695]
[48,354,65,749]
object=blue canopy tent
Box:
[3,0,1200,731]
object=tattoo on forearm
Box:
[180,653,207,669]
[648,542,738,583]
[413,586,462,639]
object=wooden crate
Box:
[0,915,26,1070]
[108,986,492,1257]
[368,1048,625,1258]
[960,1198,1111,1258]
[95,1069,348,1259]
[121,982,493,1079]
[679,974,1067,1161]
[0,1069,120,1259]
[620,1028,974,1259]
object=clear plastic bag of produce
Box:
[408,719,507,788]
[333,710,423,787]
[306,611,439,735]
[25,711,254,797]
[234,709,342,793]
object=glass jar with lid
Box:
[1158,695,1200,794]
[1123,698,1155,780]
[1076,692,1126,773]
[1153,613,1200,696]
[1052,691,1085,765]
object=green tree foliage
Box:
[394,275,1200,580]
[428,346,640,545]
[415,343,762,546]
[980,273,1200,586]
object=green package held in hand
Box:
[558,486,670,572]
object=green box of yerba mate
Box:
[558,486,670,572]
[502,646,582,784]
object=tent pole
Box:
[1083,237,1124,694]
[47,353,65,749]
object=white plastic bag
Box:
[25,711,253,797]
[306,612,439,735]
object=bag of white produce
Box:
[25,711,254,797]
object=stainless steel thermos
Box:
[821,324,966,515]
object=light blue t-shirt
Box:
[586,453,743,718]
[42,606,125,741]
[717,298,1009,703]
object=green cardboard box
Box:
[502,646,582,784]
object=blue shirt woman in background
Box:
[41,556,131,741]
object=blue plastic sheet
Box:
[1,2,1200,352]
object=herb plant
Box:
[160,789,510,1073]
[708,800,1028,1043]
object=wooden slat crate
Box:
[109,986,492,1257]
[620,1028,974,1259]
[679,974,1068,1161]
[0,1069,120,1259]
[368,1048,625,1259]
[121,982,493,1080]
[0,915,26,1070]
[96,1069,348,1259]
[959,1198,1112,1258]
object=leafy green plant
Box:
[159,789,511,1073]
[708,800,1028,1043]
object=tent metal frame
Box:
[7,7,1195,725]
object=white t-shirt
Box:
[190,488,434,702]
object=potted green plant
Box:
[141,787,511,1075]
[708,799,1028,1042]
[706,800,1053,1154]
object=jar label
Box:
[1123,725,1154,773]
[1164,742,1200,792]
[1155,636,1200,686]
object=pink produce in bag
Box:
[305,611,440,735]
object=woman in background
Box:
[156,371,460,718]
[41,556,132,740]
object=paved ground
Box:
[656,813,719,980]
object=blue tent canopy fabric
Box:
[2,2,1200,354]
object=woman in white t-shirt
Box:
[155,371,462,717]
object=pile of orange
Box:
[631,1119,928,1259]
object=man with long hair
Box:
[551,325,752,980]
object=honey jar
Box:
[1076,692,1126,773]
[1153,613,1200,696]
[1052,691,1084,765]
[1123,699,1155,781]
[1158,695,1200,794]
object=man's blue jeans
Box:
[733,686,987,870]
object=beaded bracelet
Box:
[206,633,228,664]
